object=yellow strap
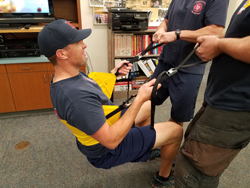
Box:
[60,105,121,146]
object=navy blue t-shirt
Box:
[205,0,250,112]
[50,71,114,158]
[161,0,229,74]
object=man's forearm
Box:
[107,97,145,148]
[157,19,168,32]
[218,36,250,64]
[180,25,224,43]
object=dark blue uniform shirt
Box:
[160,0,229,75]
[205,0,250,111]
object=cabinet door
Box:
[0,74,16,113]
[8,72,53,111]
[0,64,6,73]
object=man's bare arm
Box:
[218,36,250,64]
[179,25,224,43]
[196,35,250,64]
[91,79,160,149]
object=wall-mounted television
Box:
[0,0,55,29]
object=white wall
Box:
[79,0,243,72]
[80,1,109,72]
[225,0,243,30]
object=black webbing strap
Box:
[115,42,164,76]
[150,45,206,130]
[105,94,136,120]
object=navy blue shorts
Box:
[87,109,156,169]
[151,61,203,122]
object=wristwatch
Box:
[175,29,181,40]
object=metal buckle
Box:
[136,53,142,60]
[166,68,177,77]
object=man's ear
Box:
[56,49,68,60]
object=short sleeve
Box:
[204,0,229,27]
[165,0,175,19]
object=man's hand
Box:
[153,27,166,43]
[196,36,221,62]
[137,79,161,103]
[111,60,132,76]
[158,31,177,44]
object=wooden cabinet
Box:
[6,63,52,111]
[8,72,52,111]
[0,0,84,113]
[53,0,82,29]
[0,65,16,113]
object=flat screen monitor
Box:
[0,0,55,28]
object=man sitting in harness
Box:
[38,19,183,187]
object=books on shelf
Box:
[132,77,149,90]
[114,81,132,91]
[114,33,161,57]
[115,58,157,79]
[115,77,149,91]
[114,33,133,56]
[137,59,156,78]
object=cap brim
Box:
[71,28,92,44]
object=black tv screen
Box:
[0,0,55,24]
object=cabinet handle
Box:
[22,67,31,70]
[44,75,47,83]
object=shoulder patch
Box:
[191,1,206,15]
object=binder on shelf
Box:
[137,60,151,78]
[127,34,133,56]
[130,64,136,79]
[147,59,156,72]
[133,62,140,77]
[143,60,153,75]
[133,35,136,56]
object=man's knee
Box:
[153,122,183,148]
[169,117,183,126]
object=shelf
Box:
[115,54,160,59]
[0,55,49,65]
[111,29,157,34]
[0,26,44,33]
[0,22,79,34]
[113,90,138,99]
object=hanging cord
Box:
[85,51,94,74]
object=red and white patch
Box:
[54,108,60,119]
[191,1,206,15]
[82,75,97,84]
[65,21,76,29]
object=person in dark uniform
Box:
[152,0,229,126]
[150,0,229,187]
[174,0,250,187]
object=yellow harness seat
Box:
[59,72,122,146]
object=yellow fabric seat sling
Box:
[59,72,121,146]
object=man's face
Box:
[66,40,87,68]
